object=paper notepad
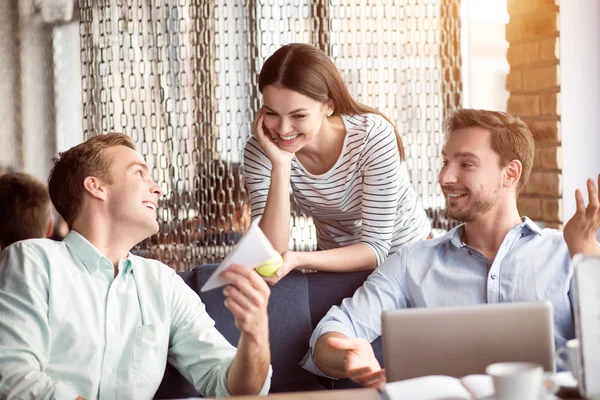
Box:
[572,255,600,398]
[201,218,277,292]
[381,374,494,400]
[381,374,563,400]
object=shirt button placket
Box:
[487,263,499,303]
[100,278,119,399]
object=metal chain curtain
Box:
[79,0,461,270]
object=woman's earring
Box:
[327,111,333,117]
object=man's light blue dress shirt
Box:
[0,231,271,399]
[301,218,575,376]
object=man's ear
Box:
[82,176,108,201]
[504,160,522,189]
[45,217,54,239]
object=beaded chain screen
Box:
[79,0,462,270]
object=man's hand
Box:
[262,251,298,285]
[564,174,600,258]
[221,264,271,395]
[327,336,386,389]
[221,264,271,342]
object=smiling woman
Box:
[243,43,431,284]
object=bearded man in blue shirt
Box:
[0,133,272,399]
[302,108,600,389]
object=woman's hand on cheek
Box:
[253,108,295,169]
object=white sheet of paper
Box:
[201,218,276,292]
[381,375,472,400]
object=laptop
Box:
[382,301,555,382]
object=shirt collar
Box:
[445,224,466,248]
[63,230,134,275]
[438,216,543,249]
[521,216,543,236]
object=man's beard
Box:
[445,189,499,222]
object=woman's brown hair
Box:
[258,43,405,160]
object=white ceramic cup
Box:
[486,362,544,400]
[556,338,581,382]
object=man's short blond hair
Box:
[443,109,535,194]
[48,133,135,228]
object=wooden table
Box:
[220,387,582,400]
[222,388,381,400]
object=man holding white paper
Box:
[303,109,600,388]
[0,133,272,399]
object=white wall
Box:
[0,0,82,181]
[560,0,600,239]
[461,0,509,111]
[0,0,59,181]
[19,0,56,181]
[0,0,23,169]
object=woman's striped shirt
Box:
[243,113,431,265]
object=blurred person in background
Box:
[0,172,54,251]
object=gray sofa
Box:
[154,265,384,398]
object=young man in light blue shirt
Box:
[302,109,600,388]
[0,133,272,399]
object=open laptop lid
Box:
[382,301,555,383]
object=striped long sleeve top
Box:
[243,113,431,266]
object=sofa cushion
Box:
[261,270,326,392]
[306,270,373,329]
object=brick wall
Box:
[506,0,562,229]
